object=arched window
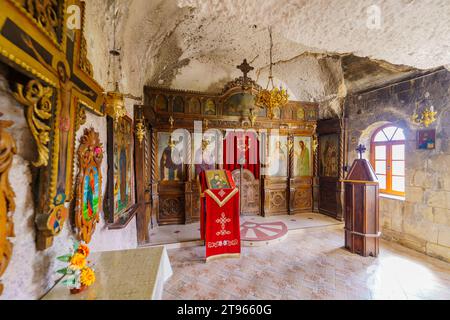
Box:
[370,124,406,196]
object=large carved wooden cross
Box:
[0,0,104,249]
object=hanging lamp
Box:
[105,2,126,126]
[255,27,289,119]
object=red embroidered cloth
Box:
[199,170,241,261]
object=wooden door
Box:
[317,118,346,220]
[231,169,260,215]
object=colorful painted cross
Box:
[0,0,104,249]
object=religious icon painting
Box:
[306,108,317,121]
[155,95,168,112]
[173,96,185,113]
[46,205,68,236]
[294,136,312,177]
[319,134,339,177]
[192,130,221,179]
[75,128,103,243]
[205,170,232,189]
[158,132,186,182]
[106,116,136,224]
[189,98,201,114]
[267,136,288,177]
[272,107,281,119]
[296,107,305,121]
[417,129,436,150]
[203,99,216,115]
[83,167,100,222]
[223,93,255,116]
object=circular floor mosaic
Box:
[240,221,288,247]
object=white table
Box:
[42,246,173,300]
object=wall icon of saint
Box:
[320,134,339,177]
[294,136,311,177]
[158,133,185,181]
[268,137,287,177]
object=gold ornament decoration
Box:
[168,116,176,149]
[105,83,127,126]
[249,108,257,127]
[0,114,16,295]
[135,120,145,145]
[13,80,53,167]
[134,106,146,145]
[412,105,437,128]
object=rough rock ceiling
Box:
[85,0,450,116]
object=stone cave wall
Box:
[345,68,450,262]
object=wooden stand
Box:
[344,157,380,257]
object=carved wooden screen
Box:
[143,69,319,225]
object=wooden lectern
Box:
[344,145,380,257]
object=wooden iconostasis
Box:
[135,75,347,229]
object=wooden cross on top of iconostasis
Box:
[237,59,254,83]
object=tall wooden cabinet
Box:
[344,158,380,257]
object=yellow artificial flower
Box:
[80,267,96,286]
[69,253,86,270]
[77,243,90,257]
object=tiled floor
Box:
[149,212,341,245]
[162,226,450,300]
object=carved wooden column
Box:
[184,132,194,224]
[336,118,348,221]
[312,133,320,212]
[150,129,159,225]
[261,131,270,217]
[288,133,295,215]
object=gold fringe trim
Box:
[206,253,240,262]
[204,188,238,207]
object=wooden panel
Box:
[184,181,201,224]
[158,182,185,225]
[318,177,338,216]
[232,169,260,215]
[263,177,289,216]
[290,177,313,213]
